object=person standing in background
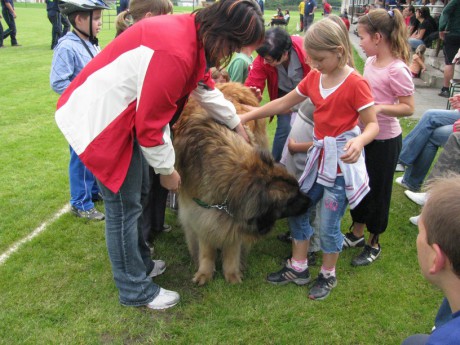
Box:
[303,0,317,32]
[1,0,20,46]
[116,0,129,14]
[46,0,63,49]
[257,0,264,14]
[299,0,305,31]
[438,0,460,97]
[322,0,331,17]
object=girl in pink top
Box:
[344,9,415,266]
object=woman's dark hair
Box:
[417,6,431,19]
[195,0,265,68]
[256,27,292,62]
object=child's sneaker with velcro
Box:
[342,232,365,249]
[266,260,311,285]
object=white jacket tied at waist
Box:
[298,126,370,209]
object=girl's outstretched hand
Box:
[340,138,363,164]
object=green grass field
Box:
[0,5,441,344]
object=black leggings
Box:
[350,135,402,239]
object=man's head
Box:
[417,176,460,286]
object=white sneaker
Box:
[410,215,420,226]
[148,260,166,278]
[146,288,180,310]
[395,176,410,190]
[404,191,427,206]
[395,163,405,172]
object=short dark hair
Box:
[195,0,265,68]
[67,11,90,28]
[408,5,415,13]
[423,175,460,278]
[256,28,292,62]
[417,6,431,19]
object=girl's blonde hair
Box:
[325,14,355,68]
[303,18,352,69]
[115,0,173,36]
[358,8,410,64]
[415,44,426,61]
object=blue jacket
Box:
[50,32,99,95]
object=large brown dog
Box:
[173,82,310,285]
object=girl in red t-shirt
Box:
[240,18,379,301]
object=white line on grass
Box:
[0,204,70,266]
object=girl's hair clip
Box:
[388,10,394,18]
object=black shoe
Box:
[71,206,105,221]
[351,244,381,267]
[277,231,292,243]
[266,260,311,285]
[11,43,21,47]
[308,273,337,300]
[439,88,450,98]
[342,232,365,249]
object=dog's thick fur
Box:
[173,82,310,285]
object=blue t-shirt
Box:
[305,0,317,15]
[428,310,460,344]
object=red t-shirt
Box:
[296,69,374,139]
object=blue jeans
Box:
[272,113,292,162]
[69,146,99,211]
[290,177,348,253]
[97,142,158,306]
[399,109,460,190]
[408,38,424,50]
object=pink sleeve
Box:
[389,62,415,97]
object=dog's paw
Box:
[224,271,243,284]
[192,271,213,286]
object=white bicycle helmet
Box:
[59,0,110,16]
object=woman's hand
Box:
[160,170,181,192]
[248,86,262,102]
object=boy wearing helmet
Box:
[50,0,110,221]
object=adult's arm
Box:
[244,56,268,97]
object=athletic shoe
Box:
[266,260,311,285]
[410,215,420,226]
[146,288,180,310]
[308,273,337,300]
[161,224,172,233]
[148,260,166,278]
[342,232,365,249]
[71,206,105,221]
[395,163,405,172]
[277,231,292,243]
[439,89,450,98]
[404,191,426,206]
[351,244,381,267]
[395,176,413,190]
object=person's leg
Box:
[408,38,424,50]
[3,10,17,45]
[69,146,96,211]
[440,33,460,96]
[97,142,160,306]
[403,125,453,190]
[399,109,460,166]
[0,20,4,47]
[309,177,348,300]
[48,13,59,49]
[271,113,292,162]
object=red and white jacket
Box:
[56,14,239,193]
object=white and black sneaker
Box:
[342,232,365,249]
[148,260,166,278]
[351,244,381,266]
